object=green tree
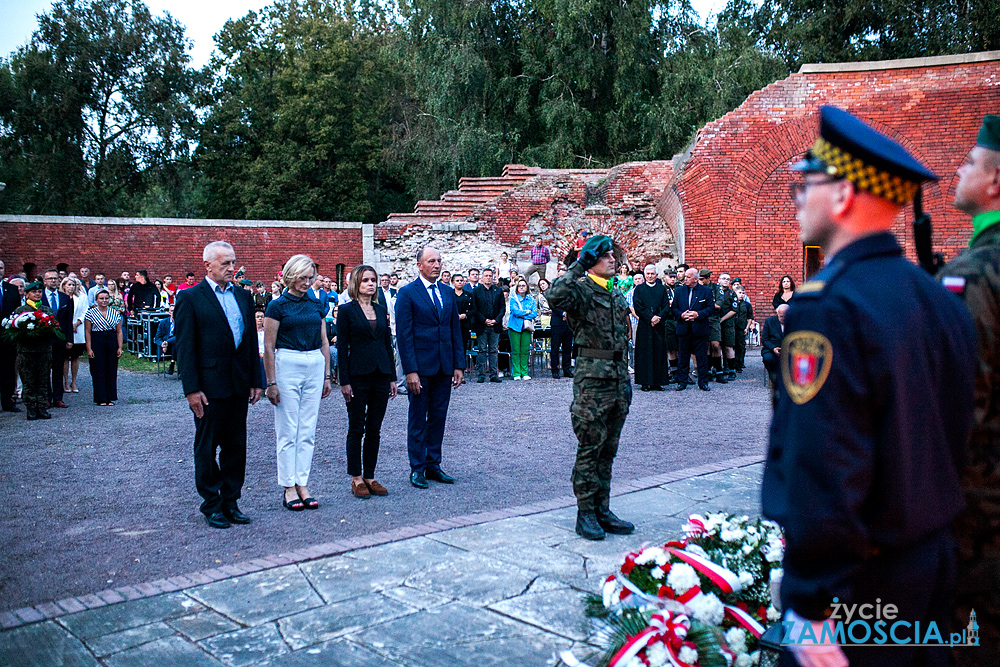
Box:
[0,0,199,215]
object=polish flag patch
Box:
[942,275,966,295]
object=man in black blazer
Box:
[0,261,22,411]
[41,269,73,408]
[395,246,466,489]
[760,303,788,380]
[670,267,715,391]
[470,268,506,383]
[175,241,263,529]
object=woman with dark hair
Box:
[772,275,796,309]
[337,265,396,499]
[85,289,123,406]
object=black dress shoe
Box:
[640,385,650,392]
[651,386,663,391]
[477,376,486,383]
[36,408,52,419]
[425,468,455,484]
[699,384,711,391]
[563,370,574,378]
[26,408,38,421]
[595,506,635,534]
[3,405,22,413]
[675,382,688,391]
[205,512,231,529]
[715,374,728,384]
[223,506,252,524]
[551,370,561,379]
[410,471,429,489]
[489,377,502,383]
[575,510,605,540]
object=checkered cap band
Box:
[812,138,919,205]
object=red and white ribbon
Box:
[608,610,694,667]
[665,546,742,594]
[724,604,765,638]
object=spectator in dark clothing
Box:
[772,275,795,309]
[761,304,787,384]
[470,268,506,382]
[549,270,574,379]
[127,270,160,312]
[452,274,475,368]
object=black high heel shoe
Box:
[282,492,305,511]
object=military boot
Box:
[595,506,635,535]
[26,407,38,421]
[576,510,606,540]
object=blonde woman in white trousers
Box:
[263,254,333,511]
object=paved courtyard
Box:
[0,460,764,666]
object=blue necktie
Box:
[50,292,58,311]
[431,284,443,311]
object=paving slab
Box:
[488,587,592,641]
[85,621,176,658]
[427,516,573,552]
[346,536,467,569]
[298,555,417,604]
[277,592,418,650]
[392,633,574,667]
[186,566,324,627]
[662,468,761,502]
[351,603,534,651]
[56,592,202,640]
[167,610,241,641]
[378,586,454,610]
[487,541,589,588]
[199,623,289,667]
[0,620,98,667]
[257,638,404,666]
[402,552,540,606]
[102,635,223,667]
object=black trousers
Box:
[0,341,15,408]
[90,330,119,403]
[735,329,747,369]
[550,327,573,371]
[677,332,709,387]
[345,373,391,478]
[193,396,248,516]
[50,339,67,402]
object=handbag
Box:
[523,319,535,332]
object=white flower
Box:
[602,578,617,608]
[742,544,754,555]
[684,544,709,559]
[624,657,644,667]
[636,547,665,565]
[650,566,665,580]
[767,605,781,622]
[738,571,754,588]
[769,567,784,583]
[654,552,669,567]
[26,323,35,330]
[667,563,699,594]
[735,653,753,667]
[678,645,699,664]
[746,525,758,535]
[751,651,761,665]
[646,643,669,666]
[725,627,748,654]
[686,592,725,625]
[720,528,746,542]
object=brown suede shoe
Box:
[365,480,388,496]
[351,479,370,499]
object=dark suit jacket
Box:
[1,282,20,322]
[337,300,394,385]
[42,289,73,340]
[175,279,262,399]
[670,283,715,336]
[470,284,505,333]
[154,317,177,346]
[395,278,465,376]
[761,315,783,355]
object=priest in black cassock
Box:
[631,265,671,391]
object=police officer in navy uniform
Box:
[761,106,977,667]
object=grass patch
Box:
[117,352,160,374]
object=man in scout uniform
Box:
[939,114,1000,664]
[12,281,56,420]
[717,272,738,381]
[699,268,726,384]
[761,106,977,667]
[547,234,634,541]
[730,279,753,372]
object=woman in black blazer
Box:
[337,265,397,499]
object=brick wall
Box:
[664,52,1000,317]
[0,217,364,286]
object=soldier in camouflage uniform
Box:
[940,115,1000,664]
[547,234,635,540]
[12,281,55,420]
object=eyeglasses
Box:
[789,177,843,205]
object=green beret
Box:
[25,280,43,291]
[977,115,1000,152]
[698,268,712,278]
[581,234,613,256]
[239,279,253,286]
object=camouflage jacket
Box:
[939,220,1000,448]
[547,263,631,380]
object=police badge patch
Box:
[781,331,833,405]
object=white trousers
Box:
[274,348,325,487]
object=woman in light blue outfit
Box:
[507,278,537,380]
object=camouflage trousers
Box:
[570,377,632,511]
[953,487,1000,664]
[17,346,52,411]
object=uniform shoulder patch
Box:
[941,275,967,296]
[781,330,833,405]
[795,280,826,295]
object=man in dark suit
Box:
[175,241,263,529]
[760,303,787,381]
[395,246,466,489]
[378,273,396,305]
[470,268,506,383]
[0,261,22,411]
[41,269,73,408]
[670,267,715,391]
[154,304,178,375]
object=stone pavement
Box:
[0,458,764,666]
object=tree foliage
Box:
[1,0,994,221]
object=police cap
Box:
[792,106,938,205]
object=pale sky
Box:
[2,0,724,69]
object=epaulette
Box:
[794,280,826,297]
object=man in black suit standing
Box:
[760,303,787,383]
[175,241,263,529]
[395,246,465,489]
[0,260,22,412]
[670,267,715,391]
[41,268,73,409]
